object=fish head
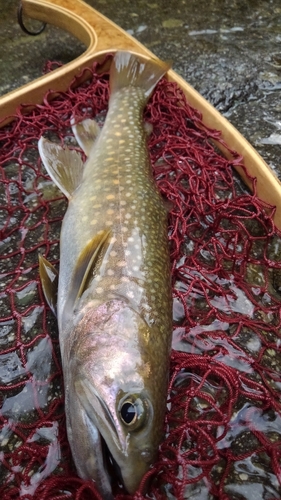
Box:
[65,298,168,495]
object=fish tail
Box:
[110,51,170,101]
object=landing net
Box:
[0,58,281,500]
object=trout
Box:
[38,51,172,499]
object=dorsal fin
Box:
[38,137,84,199]
[71,118,101,156]
[38,254,58,316]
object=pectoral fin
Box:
[64,231,111,318]
[38,254,58,316]
[38,137,84,199]
[71,118,101,156]
[77,230,111,299]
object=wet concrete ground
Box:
[1,0,281,177]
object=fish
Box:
[38,51,172,499]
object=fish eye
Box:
[120,401,138,425]
[118,394,147,429]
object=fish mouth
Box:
[101,434,123,494]
[74,378,128,494]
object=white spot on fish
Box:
[117,260,127,267]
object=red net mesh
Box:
[0,58,281,500]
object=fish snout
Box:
[120,446,157,494]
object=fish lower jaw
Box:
[76,436,115,499]
[100,433,125,496]
[100,433,150,496]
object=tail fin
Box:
[110,51,170,101]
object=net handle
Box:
[1,0,281,230]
